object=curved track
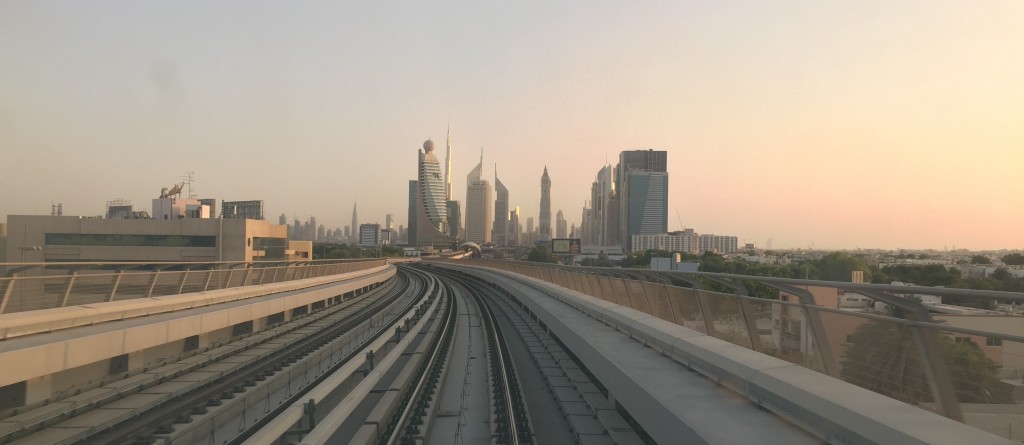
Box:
[8,264,649,445]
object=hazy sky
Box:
[2,1,1022,250]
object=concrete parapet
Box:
[0,265,394,390]
[448,263,1017,445]
[0,265,390,340]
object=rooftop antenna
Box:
[182,171,197,199]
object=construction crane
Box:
[675,209,684,231]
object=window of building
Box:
[253,237,287,260]
[986,337,1003,347]
[45,233,216,248]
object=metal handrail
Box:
[448,258,1024,430]
[0,259,387,314]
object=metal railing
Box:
[0,259,387,314]
[449,259,1024,441]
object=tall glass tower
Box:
[412,140,451,247]
[539,166,551,242]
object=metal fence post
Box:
[60,272,78,307]
[108,270,124,302]
[768,283,838,378]
[0,276,17,314]
[146,271,161,298]
[203,269,214,292]
[178,270,190,294]
[706,276,760,352]
[857,289,963,421]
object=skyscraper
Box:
[492,166,509,246]
[411,140,450,247]
[444,124,453,201]
[446,200,461,240]
[465,150,493,243]
[407,180,418,246]
[582,164,619,248]
[351,203,358,243]
[279,213,287,226]
[526,217,534,245]
[556,210,567,238]
[539,167,551,242]
[508,207,520,247]
[385,214,393,230]
[617,150,668,251]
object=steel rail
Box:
[385,278,458,445]
[465,276,525,445]
[81,269,419,445]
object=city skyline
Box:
[2,2,1022,250]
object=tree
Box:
[526,246,556,263]
[840,320,1008,404]
[816,252,872,282]
[970,255,992,265]
[1002,253,1024,266]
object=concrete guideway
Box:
[0,265,394,402]
[0,264,392,340]
[437,263,1017,445]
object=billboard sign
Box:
[551,238,581,254]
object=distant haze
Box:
[2,1,1021,250]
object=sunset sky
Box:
[2,1,1022,250]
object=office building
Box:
[447,200,461,240]
[359,223,381,246]
[385,214,394,230]
[582,164,620,249]
[617,150,668,251]
[351,203,358,242]
[410,140,451,247]
[6,213,287,263]
[539,167,551,242]
[493,168,509,246]
[465,150,493,244]
[508,207,520,247]
[556,210,567,239]
[699,234,739,254]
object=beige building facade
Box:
[4,215,287,263]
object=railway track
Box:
[8,263,649,445]
[2,267,431,445]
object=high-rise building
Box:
[465,150,493,244]
[492,167,508,246]
[385,214,393,230]
[351,203,358,243]
[411,140,451,247]
[359,223,381,246]
[446,200,461,240]
[445,125,454,201]
[279,213,287,226]
[556,210,567,239]
[317,224,326,241]
[617,150,668,251]
[581,164,619,248]
[526,217,534,245]
[407,180,418,246]
[539,167,551,242]
[508,207,520,247]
